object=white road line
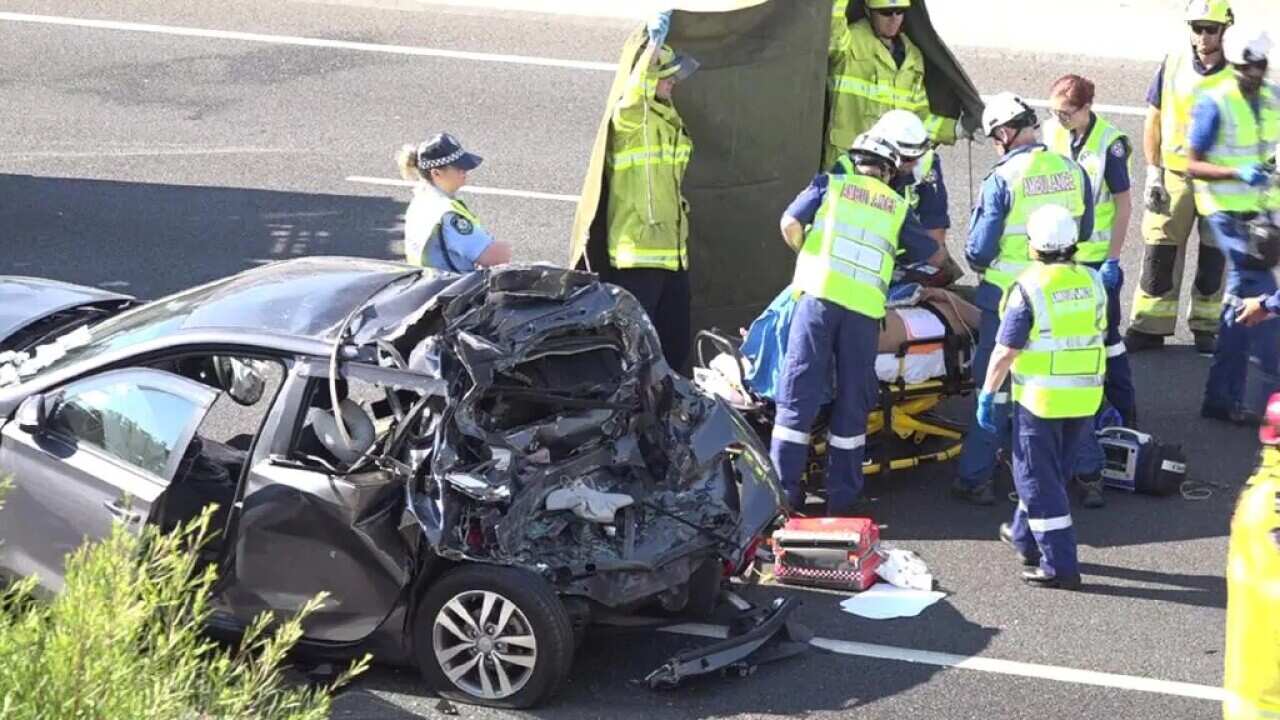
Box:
[1,11,1154,118]
[662,623,1227,703]
[0,148,295,159]
[346,175,581,202]
[0,11,616,71]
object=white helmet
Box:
[849,132,902,172]
[1224,27,1273,65]
[981,92,1038,138]
[1027,205,1079,253]
[871,110,929,160]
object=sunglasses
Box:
[873,8,907,18]
[1050,107,1080,123]
[1190,23,1223,36]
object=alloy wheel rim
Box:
[432,589,538,700]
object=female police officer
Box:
[396,132,512,272]
[977,204,1106,589]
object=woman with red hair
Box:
[1043,74,1138,509]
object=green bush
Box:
[0,499,369,719]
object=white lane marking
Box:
[0,11,616,71]
[662,623,1226,702]
[0,12,1155,118]
[0,147,294,159]
[346,175,581,203]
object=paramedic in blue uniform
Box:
[952,93,1095,507]
[772,132,940,515]
[1187,27,1280,425]
[980,204,1107,590]
[872,110,960,283]
[872,110,952,244]
[396,132,512,272]
[1045,74,1139,509]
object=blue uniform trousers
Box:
[956,309,1011,488]
[769,294,879,514]
[1009,404,1089,579]
[1203,213,1280,413]
[1073,275,1136,475]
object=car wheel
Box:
[414,565,575,709]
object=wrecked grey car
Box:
[0,257,783,708]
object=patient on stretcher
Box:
[695,282,979,408]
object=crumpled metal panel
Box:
[378,265,783,609]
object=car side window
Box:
[50,378,205,479]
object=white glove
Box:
[1144,167,1170,214]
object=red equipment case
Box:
[770,517,882,591]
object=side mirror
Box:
[16,393,47,432]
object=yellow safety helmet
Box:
[1184,0,1233,26]
[866,0,911,9]
[655,45,699,82]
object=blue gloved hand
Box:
[1238,163,1271,188]
[647,10,672,47]
[975,390,997,433]
[1099,258,1123,291]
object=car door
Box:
[0,368,217,592]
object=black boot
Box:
[1021,568,1082,590]
[1192,331,1216,356]
[999,522,1040,567]
[951,479,995,506]
[1074,473,1106,509]
[1123,330,1165,353]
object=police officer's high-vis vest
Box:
[404,186,485,271]
[1160,46,1233,173]
[1045,116,1127,263]
[606,53,693,271]
[1003,262,1106,419]
[826,0,955,167]
[793,160,908,319]
[984,149,1088,292]
[1193,81,1280,216]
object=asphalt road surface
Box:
[0,3,1257,719]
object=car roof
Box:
[148,256,419,343]
[0,276,133,342]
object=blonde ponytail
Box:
[396,144,423,182]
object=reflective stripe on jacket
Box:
[826,2,955,168]
[606,49,693,271]
[984,149,1088,292]
[793,167,907,319]
[1160,47,1233,173]
[1193,81,1280,216]
[1045,115,1127,263]
[1004,262,1106,419]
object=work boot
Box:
[1201,403,1262,426]
[1021,568,1082,590]
[1123,330,1165,353]
[1074,473,1106,509]
[1192,331,1216,356]
[950,479,995,506]
[999,522,1040,567]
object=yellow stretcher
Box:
[694,322,974,489]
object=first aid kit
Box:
[771,517,882,591]
[1096,427,1187,496]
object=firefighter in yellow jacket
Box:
[1126,0,1234,353]
[825,0,958,170]
[606,11,699,371]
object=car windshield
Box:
[1,291,198,387]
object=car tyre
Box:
[414,565,575,709]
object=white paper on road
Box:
[840,585,946,620]
[876,547,935,591]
